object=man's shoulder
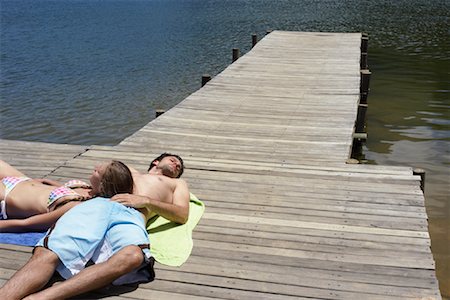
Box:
[135,173,187,187]
[139,173,182,182]
[176,177,187,184]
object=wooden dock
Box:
[0,31,441,299]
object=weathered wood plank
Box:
[0,139,88,178]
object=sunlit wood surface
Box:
[0,31,441,299]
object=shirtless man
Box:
[115,153,189,224]
[0,153,190,300]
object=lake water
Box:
[1,0,449,296]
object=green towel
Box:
[146,193,205,266]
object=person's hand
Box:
[110,194,149,208]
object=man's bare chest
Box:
[134,176,175,204]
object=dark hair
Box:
[148,153,184,178]
[98,160,134,198]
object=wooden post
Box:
[352,132,367,140]
[360,69,371,104]
[155,109,165,118]
[361,33,369,52]
[355,104,368,133]
[252,34,258,48]
[350,133,367,160]
[346,158,360,164]
[413,168,426,192]
[360,33,369,69]
[201,74,211,87]
[360,53,368,69]
[232,48,240,62]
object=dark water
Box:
[1,0,449,296]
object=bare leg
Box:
[24,245,144,300]
[0,247,59,300]
[0,160,27,179]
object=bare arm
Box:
[112,179,190,224]
[0,201,79,233]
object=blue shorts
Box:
[36,197,154,285]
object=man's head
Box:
[148,153,184,178]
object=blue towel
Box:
[0,232,45,246]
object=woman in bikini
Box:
[0,159,133,232]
